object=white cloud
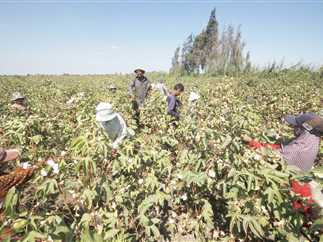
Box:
[111,45,120,50]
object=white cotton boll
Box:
[20,162,31,169]
[189,91,200,102]
[254,154,262,161]
[181,193,188,201]
[208,170,216,178]
[46,159,59,174]
[111,202,116,209]
[52,164,59,174]
[60,151,67,156]
[46,159,55,166]
[40,169,48,177]
[138,179,144,185]
[66,97,76,105]
[168,218,175,224]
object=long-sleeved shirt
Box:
[98,114,130,149]
[129,76,151,106]
[280,130,320,172]
[167,95,181,119]
[248,130,320,172]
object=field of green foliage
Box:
[0,70,322,242]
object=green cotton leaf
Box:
[80,213,92,228]
[4,187,18,216]
[29,216,43,230]
[320,234,323,242]
[150,225,160,238]
[247,174,253,192]
[151,218,160,224]
[81,188,98,209]
[242,216,249,235]
[22,231,47,242]
[221,134,232,150]
[30,135,42,144]
[145,174,160,191]
[54,225,71,236]
[103,228,120,240]
[201,199,214,230]
[311,217,323,232]
[312,166,323,179]
[264,187,274,204]
[251,219,264,238]
[36,178,59,197]
[286,232,299,242]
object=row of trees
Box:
[170,8,251,75]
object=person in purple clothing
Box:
[246,112,322,172]
[166,83,184,121]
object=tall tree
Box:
[172,8,251,75]
[170,46,181,74]
[181,34,195,74]
[231,26,245,73]
[205,8,219,59]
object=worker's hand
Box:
[4,149,20,162]
[241,134,252,143]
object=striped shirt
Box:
[280,130,321,172]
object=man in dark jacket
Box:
[128,68,151,126]
[129,68,151,108]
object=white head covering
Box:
[96,102,117,122]
[189,91,200,102]
[309,181,323,208]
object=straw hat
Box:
[134,68,145,74]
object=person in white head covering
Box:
[96,102,134,149]
[153,82,168,97]
[11,92,27,111]
[188,91,200,116]
[108,84,117,93]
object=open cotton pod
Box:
[189,91,200,102]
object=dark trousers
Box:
[131,100,141,127]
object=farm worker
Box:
[108,84,117,93]
[129,68,151,109]
[167,83,185,120]
[291,180,322,220]
[246,112,322,172]
[96,102,134,149]
[129,68,151,126]
[188,91,200,116]
[0,148,35,207]
[152,81,168,97]
[10,92,27,111]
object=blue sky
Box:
[0,1,322,74]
